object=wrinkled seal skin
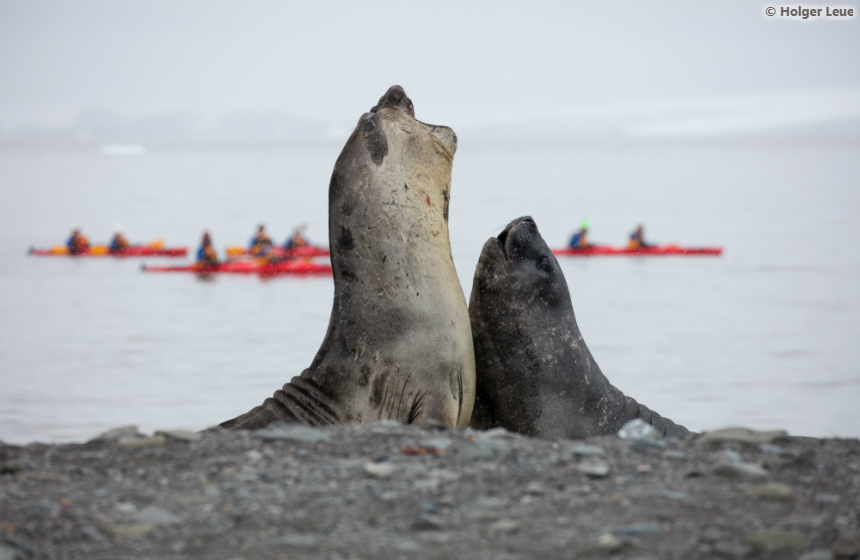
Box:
[221,86,475,430]
[469,216,690,439]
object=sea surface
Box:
[1,138,858,443]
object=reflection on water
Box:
[1,140,858,443]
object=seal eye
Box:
[537,256,549,270]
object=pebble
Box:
[275,535,318,549]
[89,425,139,442]
[629,439,666,453]
[455,437,509,461]
[156,429,201,443]
[364,461,397,478]
[597,533,625,552]
[832,533,860,558]
[0,545,23,560]
[745,482,793,500]
[564,444,605,457]
[742,530,810,551]
[117,435,166,448]
[815,492,840,503]
[577,460,611,478]
[486,519,519,536]
[613,522,661,537]
[253,424,331,444]
[133,505,181,525]
[109,523,157,538]
[697,427,789,446]
[618,419,662,441]
[712,461,769,480]
[799,551,835,560]
[411,515,444,531]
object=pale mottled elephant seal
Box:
[468,216,690,439]
[222,86,475,430]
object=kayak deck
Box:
[224,245,329,259]
[142,259,332,276]
[30,246,188,257]
[553,245,723,257]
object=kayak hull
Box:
[553,245,723,257]
[30,246,188,257]
[142,260,333,276]
[224,246,329,259]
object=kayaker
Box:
[109,224,131,253]
[66,229,90,254]
[285,224,309,249]
[197,232,219,266]
[628,225,652,250]
[249,224,273,256]
[569,220,590,249]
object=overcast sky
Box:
[1,0,859,130]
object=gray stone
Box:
[109,523,157,538]
[597,533,626,552]
[394,539,420,552]
[832,533,860,558]
[133,505,181,525]
[814,493,840,503]
[89,425,140,442]
[117,435,165,448]
[423,437,453,450]
[614,522,661,536]
[156,429,202,442]
[455,437,509,461]
[618,419,662,441]
[742,530,810,551]
[486,519,519,536]
[745,483,793,500]
[577,461,611,478]
[798,551,834,560]
[411,515,444,531]
[564,444,605,458]
[713,461,769,480]
[364,461,397,478]
[720,449,743,463]
[0,545,24,560]
[275,535,318,548]
[629,439,666,453]
[253,424,330,444]
[697,427,789,446]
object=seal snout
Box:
[371,85,415,118]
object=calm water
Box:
[1,139,858,443]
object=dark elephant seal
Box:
[468,216,690,439]
[222,86,475,430]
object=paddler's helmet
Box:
[581,219,590,230]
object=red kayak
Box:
[30,245,187,257]
[553,245,723,257]
[142,259,332,276]
[224,245,330,259]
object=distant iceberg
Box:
[99,144,146,155]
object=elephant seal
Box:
[221,86,475,430]
[468,216,690,439]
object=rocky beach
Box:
[1,422,858,560]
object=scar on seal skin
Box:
[221,86,475,430]
[468,216,690,439]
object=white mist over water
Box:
[0,138,858,443]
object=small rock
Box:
[411,515,444,531]
[109,523,157,538]
[156,429,201,442]
[89,425,140,442]
[629,439,666,453]
[597,533,626,552]
[832,533,860,558]
[713,461,769,480]
[114,501,138,513]
[663,450,688,460]
[712,542,752,558]
[759,444,785,455]
[117,435,165,448]
[423,437,453,450]
[563,444,605,458]
[455,437,509,461]
[0,462,23,475]
[613,522,661,537]
[815,493,841,503]
[577,461,611,478]
[618,418,662,441]
[253,423,330,444]
[133,505,181,525]
[394,540,420,552]
[0,545,24,560]
[742,530,810,551]
[364,461,397,478]
[745,483,793,500]
[720,449,743,463]
[486,519,519,536]
[799,550,835,560]
[697,427,789,446]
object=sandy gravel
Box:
[1,422,859,560]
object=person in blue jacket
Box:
[197,232,219,266]
[249,224,273,256]
[569,220,590,249]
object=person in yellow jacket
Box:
[628,225,652,250]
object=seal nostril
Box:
[497,229,509,255]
